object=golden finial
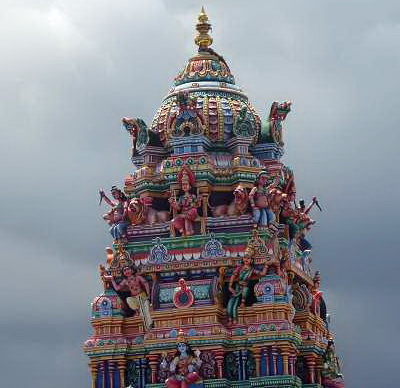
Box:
[195,6,213,51]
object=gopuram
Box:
[84,8,345,388]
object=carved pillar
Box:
[271,347,278,376]
[98,362,105,388]
[201,191,209,235]
[241,350,248,380]
[289,355,296,376]
[265,348,270,376]
[89,360,98,388]
[118,359,127,388]
[109,362,115,388]
[305,355,316,384]
[253,348,262,377]
[234,351,242,380]
[138,358,148,387]
[214,349,224,379]
[282,352,289,375]
[147,354,159,384]
[315,361,322,385]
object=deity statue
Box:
[122,117,139,157]
[103,266,153,331]
[321,338,345,388]
[267,100,292,146]
[227,247,268,324]
[249,171,280,229]
[99,186,129,243]
[310,271,323,316]
[165,330,203,388]
[233,105,256,137]
[167,91,205,137]
[169,167,201,236]
[295,197,322,251]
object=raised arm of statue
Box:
[99,190,115,208]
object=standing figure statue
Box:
[321,338,345,388]
[249,171,280,229]
[99,186,130,243]
[169,167,201,236]
[227,247,268,324]
[296,196,322,251]
[165,330,203,388]
[103,266,153,331]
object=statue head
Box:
[243,246,255,266]
[255,171,269,186]
[122,266,137,277]
[177,167,196,192]
[239,105,247,118]
[111,186,127,201]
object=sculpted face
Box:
[128,199,140,213]
[258,174,268,186]
[123,267,133,277]
[111,189,121,200]
[243,255,252,266]
[181,176,190,192]
[177,342,188,354]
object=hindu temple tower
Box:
[84,8,345,388]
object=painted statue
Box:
[165,330,203,388]
[227,247,268,324]
[122,117,139,157]
[99,186,129,242]
[296,197,322,251]
[310,271,323,316]
[249,171,280,228]
[267,100,291,146]
[321,338,345,388]
[167,91,205,137]
[210,184,249,217]
[103,266,153,331]
[169,167,201,236]
[233,105,256,137]
[126,196,170,226]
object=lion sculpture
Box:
[126,197,170,226]
[210,185,249,217]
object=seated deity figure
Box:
[227,247,268,324]
[169,167,201,236]
[99,186,130,242]
[165,330,203,388]
[103,266,153,331]
[249,171,280,229]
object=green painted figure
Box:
[227,248,268,324]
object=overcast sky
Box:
[0,1,399,387]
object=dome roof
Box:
[150,8,261,144]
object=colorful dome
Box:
[151,8,261,144]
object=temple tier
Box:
[84,8,344,388]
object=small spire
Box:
[195,6,213,51]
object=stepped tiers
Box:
[85,8,345,388]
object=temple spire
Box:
[195,6,213,51]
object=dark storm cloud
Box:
[0,1,398,387]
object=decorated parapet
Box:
[84,7,344,388]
